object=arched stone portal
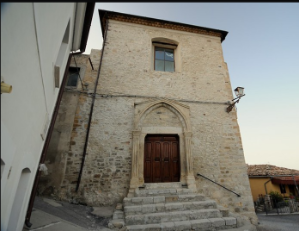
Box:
[128,99,196,197]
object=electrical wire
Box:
[65,87,228,105]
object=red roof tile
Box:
[247,164,299,177]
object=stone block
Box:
[108,219,125,229]
[209,218,225,227]
[153,196,165,203]
[174,221,191,231]
[188,209,219,220]
[182,202,194,210]
[142,204,155,214]
[132,197,143,204]
[147,212,165,224]
[165,196,179,202]
[142,197,154,204]
[125,225,146,231]
[190,218,212,230]
[154,203,165,212]
[178,194,195,202]
[113,211,124,219]
[169,189,177,194]
[158,189,169,194]
[223,217,237,226]
[116,203,123,210]
[161,222,175,231]
[125,214,144,225]
[92,206,114,218]
[165,202,183,211]
[167,211,189,222]
[219,208,229,217]
[124,205,141,214]
[145,223,161,231]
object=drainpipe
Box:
[75,14,109,192]
[263,178,272,215]
[264,178,272,196]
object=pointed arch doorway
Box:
[128,99,197,197]
[144,134,180,183]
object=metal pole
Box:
[264,178,272,215]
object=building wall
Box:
[38,50,101,201]
[40,19,257,226]
[249,177,293,202]
[1,3,77,230]
[80,19,255,224]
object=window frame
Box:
[153,42,177,73]
[66,67,80,88]
[279,184,286,194]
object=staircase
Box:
[109,183,237,231]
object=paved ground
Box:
[24,196,299,231]
[256,213,299,231]
[23,196,111,231]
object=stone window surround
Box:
[128,99,196,197]
[151,38,181,73]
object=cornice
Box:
[99,10,228,42]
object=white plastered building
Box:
[1,3,94,230]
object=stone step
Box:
[125,217,237,230]
[124,194,206,206]
[124,200,217,215]
[125,208,222,225]
[134,188,197,197]
[143,182,184,189]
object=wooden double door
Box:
[144,135,180,183]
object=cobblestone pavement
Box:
[256,213,299,231]
[24,196,111,231]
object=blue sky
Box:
[85,3,299,170]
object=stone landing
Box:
[108,183,237,231]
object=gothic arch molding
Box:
[134,99,191,131]
[128,99,196,197]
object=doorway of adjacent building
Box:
[144,134,180,183]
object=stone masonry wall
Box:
[143,106,182,127]
[38,49,101,202]
[77,19,257,224]
[42,18,257,226]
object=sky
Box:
[84,3,299,170]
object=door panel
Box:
[162,142,170,182]
[144,135,179,183]
[153,142,161,182]
[144,142,152,183]
[171,142,180,181]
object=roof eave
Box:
[98,9,228,42]
[79,3,95,52]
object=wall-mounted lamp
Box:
[226,87,245,113]
[1,81,12,94]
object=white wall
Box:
[1,3,78,230]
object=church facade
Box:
[39,9,257,228]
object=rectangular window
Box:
[279,184,286,194]
[154,47,174,72]
[66,67,80,87]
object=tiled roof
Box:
[247,164,299,177]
